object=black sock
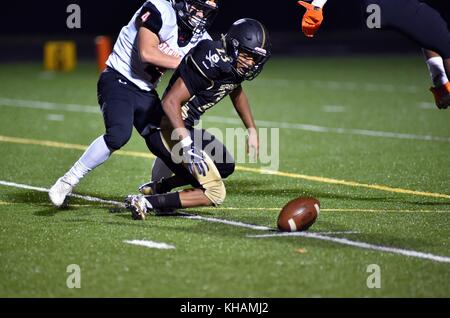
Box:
[145,192,182,210]
[160,175,190,192]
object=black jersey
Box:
[164,39,244,128]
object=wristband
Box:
[180,136,193,148]
[311,0,327,8]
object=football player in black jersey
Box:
[298,0,450,109]
[124,18,272,220]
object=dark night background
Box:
[2,0,366,35]
[1,0,449,60]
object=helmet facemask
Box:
[225,36,271,81]
[175,0,219,36]
[236,46,270,80]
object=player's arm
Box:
[161,78,191,140]
[136,5,180,69]
[230,86,259,159]
[164,40,216,139]
[162,78,210,176]
[137,28,180,69]
[298,0,327,38]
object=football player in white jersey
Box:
[49,0,219,207]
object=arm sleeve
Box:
[137,2,163,35]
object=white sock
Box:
[426,57,449,87]
[64,136,112,186]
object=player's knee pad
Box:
[103,126,132,151]
[200,153,227,206]
[203,179,226,206]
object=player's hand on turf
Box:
[246,128,259,162]
[298,1,324,38]
[183,144,209,177]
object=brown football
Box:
[277,197,320,232]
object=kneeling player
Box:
[125,18,272,220]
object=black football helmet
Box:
[170,0,219,35]
[223,18,272,80]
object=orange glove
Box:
[298,1,324,38]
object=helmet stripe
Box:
[255,20,266,49]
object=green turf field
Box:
[0,56,449,297]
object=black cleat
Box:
[139,180,164,195]
[138,179,177,215]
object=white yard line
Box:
[1,180,450,264]
[249,232,450,264]
[0,98,99,114]
[177,213,272,231]
[203,116,450,142]
[248,231,360,238]
[1,97,448,142]
[257,78,420,94]
[0,180,125,207]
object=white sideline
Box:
[1,97,449,143]
[1,180,450,264]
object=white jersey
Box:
[106,0,211,91]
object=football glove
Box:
[182,142,209,177]
[298,1,324,38]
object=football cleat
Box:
[430,82,450,109]
[139,180,163,196]
[124,195,153,220]
[49,177,75,207]
[139,179,177,215]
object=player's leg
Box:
[140,129,235,195]
[126,129,229,219]
[49,69,135,207]
[423,49,450,108]
[126,129,200,219]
